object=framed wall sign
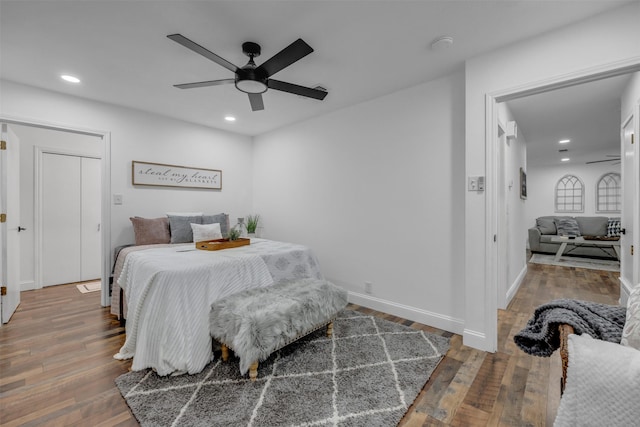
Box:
[132,161,222,190]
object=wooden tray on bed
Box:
[196,238,250,251]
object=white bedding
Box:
[114,238,323,375]
[554,334,640,426]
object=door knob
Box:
[18,226,26,232]
[621,228,626,235]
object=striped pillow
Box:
[555,217,581,237]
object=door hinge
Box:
[1,286,6,296]
[0,140,6,150]
[0,213,6,223]
[632,245,635,256]
[632,134,635,145]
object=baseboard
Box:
[21,280,36,291]
[463,328,492,352]
[505,264,528,307]
[347,292,464,335]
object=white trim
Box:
[462,328,489,352]
[20,280,35,292]
[505,264,527,307]
[484,94,498,352]
[619,276,634,306]
[0,114,112,307]
[347,292,464,335]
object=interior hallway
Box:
[0,262,619,426]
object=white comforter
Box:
[114,239,322,375]
[554,334,640,426]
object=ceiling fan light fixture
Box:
[235,78,268,94]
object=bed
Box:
[111,238,323,375]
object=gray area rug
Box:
[115,309,450,426]
[529,253,619,272]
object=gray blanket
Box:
[514,299,626,357]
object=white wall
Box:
[1,80,254,288]
[465,2,640,350]
[253,72,466,333]
[496,104,528,306]
[13,124,102,290]
[526,162,621,230]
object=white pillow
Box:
[191,222,222,242]
[621,284,640,350]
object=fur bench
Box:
[209,278,348,381]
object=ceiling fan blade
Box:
[174,78,235,89]
[248,93,264,111]
[586,158,619,164]
[257,39,313,77]
[268,79,328,100]
[167,34,238,73]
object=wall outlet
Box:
[113,194,123,205]
[364,281,372,295]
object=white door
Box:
[80,157,101,281]
[42,153,82,286]
[621,117,635,302]
[1,124,21,323]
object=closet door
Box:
[80,157,101,281]
[42,153,81,286]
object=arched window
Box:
[596,172,621,213]
[555,174,584,213]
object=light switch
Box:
[113,194,123,205]
[468,176,485,192]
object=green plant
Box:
[227,228,241,241]
[246,214,260,234]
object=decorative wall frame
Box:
[519,167,527,200]
[132,161,222,190]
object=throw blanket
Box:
[514,299,626,357]
[554,334,640,426]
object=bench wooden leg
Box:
[326,321,334,338]
[221,344,229,362]
[249,361,259,382]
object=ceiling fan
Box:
[167,34,328,111]
[586,155,621,165]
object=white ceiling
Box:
[0,0,633,140]
[507,74,630,168]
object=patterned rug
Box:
[529,253,619,272]
[115,309,450,426]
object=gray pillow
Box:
[202,213,229,237]
[168,215,202,243]
[575,216,608,237]
[536,217,557,235]
[555,217,581,237]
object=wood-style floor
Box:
[0,262,619,426]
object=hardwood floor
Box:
[0,262,619,426]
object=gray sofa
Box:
[528,216,619,259]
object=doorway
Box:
[486,64,640,350]
[0,118,112,308]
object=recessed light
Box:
[224,116,236,122]
[60,74,80,83]
[561,158,570,162]
[558,139,571,144]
